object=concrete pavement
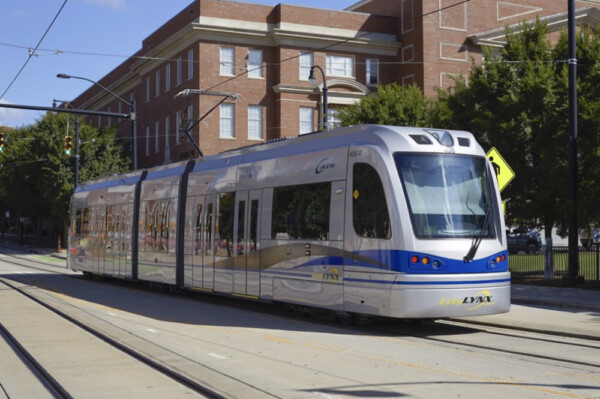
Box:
[3,240,600,341]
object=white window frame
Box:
[248,105,263,140]
[165,115,170,149]
[187,105,193,136]
[154,120,160,153]
[188,49,194,80]
[327,109,342,130]
[220,103,235,138]
[220,47,235,76]
[176,57,182,86]
[165,64,171,92]
[145,126,150,155]
[145,76,151,102]
[299,107,314,135]
[299,52,313,80]
[175,111,181,145]
[247,49,263,78]
[326,54,354,77]
[155,70,160,97]
[366,58,379,86]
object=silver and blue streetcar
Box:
[69,125,510,318]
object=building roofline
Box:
[468,6,600,48]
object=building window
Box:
[248,105,262,140]
[247,49,263,78]
[155,70,160,97]
[165,116,170,149]
[353,163,391,239]
[145,126,150,155]
[299,107,314,135]
[299,52,313,80]
[366,59,379,86]
[154,121,160,153]
[175,111,181,145]
[187,105,193,134]
[188,50,194,79]
[326,54,354,77]
[146,76,151,102]
[327,109,342,130]
[107,106,111,127]
[220,47,235,76]
[177,57,182,86]
[220,103,235,138]
[165,64,171,92]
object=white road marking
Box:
[312,392,342,399]
[208,352,227,360]
[146,328,159,333]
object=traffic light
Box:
[64,135,73,155]
[0,132,4,152]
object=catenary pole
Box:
[567,0,580,283]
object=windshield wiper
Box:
[464,203,492,262]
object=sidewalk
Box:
[453,284,600,341]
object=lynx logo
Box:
[312,268,340,282]
[316,158,335,174]
[439,290,494,311]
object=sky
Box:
[0,0,355,128]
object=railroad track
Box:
[0,320,71,399]
[0,276,226,399]
[2,251,599,399]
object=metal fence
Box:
[509,245,600,286]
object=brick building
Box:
[70,0,600,169]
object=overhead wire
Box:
[0,0,69,101]
[0,0,471,95]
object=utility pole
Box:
[567,0,580,284]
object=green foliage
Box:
[0,112,130,227]
[437,19,600,236]
[338,83,433,127]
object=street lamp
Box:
[308,65,328,130]
[57,73,137,170]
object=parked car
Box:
[580,227,600,247]
[506,228,542,254]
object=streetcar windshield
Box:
[394,153,495,239]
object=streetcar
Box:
[68,125,510,318]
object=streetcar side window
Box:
[352,163,391,239]
[271,182,331,240]
[216,192,235,257]
[73,208,82,235]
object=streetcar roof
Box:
[75,125,482,193]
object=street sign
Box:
[486,147,514,192]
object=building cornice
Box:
[194,16,400,56]
[468,7,600,48]
[273,78,369,104]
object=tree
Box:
[436,20,600,240]
[338,83,433,127]
[0,112,130,243]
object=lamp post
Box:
[57,73,137,170]
[308,65,328,130]
[53,99,80,188]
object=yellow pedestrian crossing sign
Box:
[486,147,514,192]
